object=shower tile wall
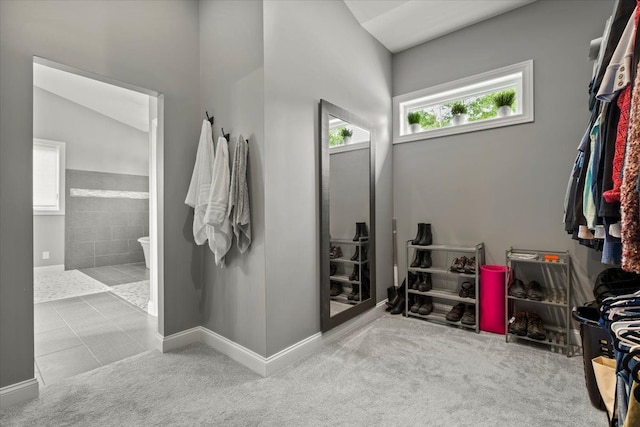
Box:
[65,170,149,270]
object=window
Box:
[33,139,65,214]
[328,117,370,154]
[393,60,534,144]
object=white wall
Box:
[263,0,393,356]
[0,0,201,388]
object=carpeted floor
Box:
[34,270,111,303]
[0,314,606,426]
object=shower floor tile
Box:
[80,262,149,286]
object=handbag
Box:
[592,356,617,422]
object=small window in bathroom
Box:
[33,139,65,215]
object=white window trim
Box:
[33,138,65,215]
[393,60,534,144]
[330,141,370,155]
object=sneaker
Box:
[526,312,546,340]
[508,279,527,299]
[463,257,476,274]
[461,305,476,325]
[526,281,546,301]
[418,274,432,292]
[509,311,528,336]
[450,256,467,273]
[410,296,422,313]
[445,303,465,322]
[418,297,433,315]
[459,281,473,298]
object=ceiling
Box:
[343,0,536,53]
[33,63,149,132]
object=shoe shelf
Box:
[409,288,476,304]
[404,240,485,334]
[505,248,575,357]
[407,308,477,330]
[330,238,368,245]
[330,257,368,265]
[330,274,360,285]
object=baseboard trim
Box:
[0,378,39,409]
[34,264,64,274]
[157,303,387,377]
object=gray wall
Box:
[33,86,150,268]
[392,0,613,306]
[0,0,201,388]
[198,0,267,356]
[263,0,393,356]
[65,170,148,270]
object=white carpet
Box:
[34,270,111,303]
[0,315,605,426]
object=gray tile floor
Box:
[80,262,149,286]
[34,291,156,385]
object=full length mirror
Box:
[320,99,375,332]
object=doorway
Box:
[31,57,164,385]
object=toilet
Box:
[138,236,150,269]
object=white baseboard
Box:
[0,378,39,409]
[34,264,64,274]
[157,303,387,377]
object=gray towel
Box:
[228,135,251,253]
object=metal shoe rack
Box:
[330,237,368,304]
[404,241,485,333]
[504,248,575,357]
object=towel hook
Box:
[221,127,230,142]
[205,111,214,126]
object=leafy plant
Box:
[340,127,353,138]
[329,128,344,146]
[407,111,422,125]
[492,89,516,109]
[450,101,467,115]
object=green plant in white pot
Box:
[407,111,422,134]
[493,89,516,118]
[450,102,468,126]
[341,127,353,144]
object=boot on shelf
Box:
[415,223,433,246]
[418,273,432,292]
[349,265,359,282]
[330,262,337,276]
[419,250,432,269]
[351,247,360,261]
[352,222,369,242]
[330,281,343,297]
[410,250,423,268]
[410,295,423,313]
[411,223,426,245]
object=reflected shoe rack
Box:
[505,248,575,357]
[404,241,485,333]
[330,237,369,305]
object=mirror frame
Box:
[319,99,376,332]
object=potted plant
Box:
[493,89,516,118]
[341,127,353,144]
[407,111,422,134]
[450,102,468,126]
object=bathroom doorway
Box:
[31,57,164,385]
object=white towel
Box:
[185,120,215,246]
[228,135,251,253]
[206,136,233,266]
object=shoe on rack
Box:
[330,281,343,297]
[350,247,360,261]
[508,279,527,299]
[418,274,432,292]
[408,272,418,291]
[509,311,528,336]
[330,263,337,276]
[418,297,434,315]
[459,281,474,298]
[450,256,467,273]
[410,296,422,313]
[330,246,343,259]
[461,305,476,325]
[445,303,465,322]
[463,256,476,274]
[526,312,547,340]
[349,265,359,282]
[411,223,426,245]
[415,223,433,246]
[410,250,423,268]
[347,284,359,300]
[526,281,546,301]
[419,250,432,269]
[352,222,368,242]
[412,273,421,290]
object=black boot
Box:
[349,265,359,281]
[418,274,432,292]
[330,262,337,276]
[419,251,432,269]
[351,247,360,261]
[387,278,407,308]
[412,273,421,290]
[353,222,368,241]
[347,283,359,300]
[389,292,405,315]
[411,223,426,245]
[416,223,433,246]
[410,250,423,268]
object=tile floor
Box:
[34,291,156,385]
[80,262,149,286]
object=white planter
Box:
[451,114,468,126]
[409,123,422,134]
[343,136,352,144]
[497,105,513,118]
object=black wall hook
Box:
[205,111,214,125]
[221,127,230,142]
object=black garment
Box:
[599,96,622,219]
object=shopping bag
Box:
[592,356,617,420]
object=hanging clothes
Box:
[206,136,233,267]
[227,135,251,254]
[185,120,216,246]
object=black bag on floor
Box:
[593,268,640,303]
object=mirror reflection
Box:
[328,116,371,317]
